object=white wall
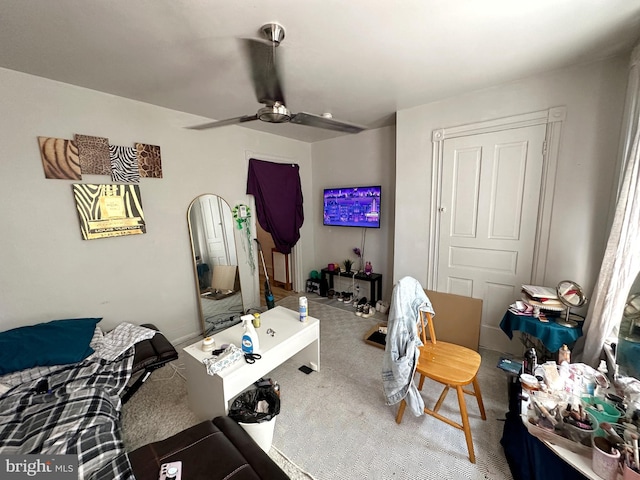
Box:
[0,68,311,343]
[311,126,396,301]
[394,55,630,351]
[0,54,630,351]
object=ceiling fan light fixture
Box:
[258,103,291,123]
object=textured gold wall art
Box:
[75,134,111,175]
[135,143,163,178]
[37,136,81,180]
[72,183,146,240]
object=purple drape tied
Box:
[246,158,304,254]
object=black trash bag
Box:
[228,381,281,424]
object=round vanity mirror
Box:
[556,280,588,327]
[188,194,244,336]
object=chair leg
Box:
[396,399,407,424]
[417,374,425,391]
[456,385,475,463]
[472,376,487,420]
[433,385,450,414]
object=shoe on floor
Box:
[362,304,374,319]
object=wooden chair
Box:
[395,308,486,463]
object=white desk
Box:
[183,306,320,420]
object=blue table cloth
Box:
[499,311,583,353]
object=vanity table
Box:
[501,380,592,480]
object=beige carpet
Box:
[121,296,513,479]
[120,352,314,479]
[271,296,513,480]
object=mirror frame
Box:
[187,194,244,336]
[555,280,587,326]
[556,280,588,309]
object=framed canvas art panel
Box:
[72,183,146,240]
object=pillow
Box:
[0,318,102,375]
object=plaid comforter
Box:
[0,350,136,480]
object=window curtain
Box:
[579,45,640,366]
[246,158,304,255]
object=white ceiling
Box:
[2,0,640,142]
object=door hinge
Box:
[542,141,547,155]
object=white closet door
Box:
[437,124,546,352]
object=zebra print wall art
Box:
[72,184,146,240]
[109,145,140,183]
[37,136,82,180]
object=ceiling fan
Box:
[187,23,366,134]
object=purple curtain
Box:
[246,158,304,254]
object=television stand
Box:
[320,268,382,304]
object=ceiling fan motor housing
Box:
[258,102,291,123]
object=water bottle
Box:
[299,296,308,322]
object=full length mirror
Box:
[188,194,244,336]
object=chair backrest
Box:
[418,309,437,345]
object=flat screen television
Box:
[323,185,381,228]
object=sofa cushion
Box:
[0,318,101,375]
[128,418,289,480]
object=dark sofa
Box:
[129,417,290,480]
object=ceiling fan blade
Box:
[243,38,286,106]
[186,114,258,130]
[290,112,366,134]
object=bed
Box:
[0,319,288,480]
[0,320,162,480]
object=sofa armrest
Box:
[213,416,289,480]
[122,323,178,403]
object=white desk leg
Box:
[183,353,229,420]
